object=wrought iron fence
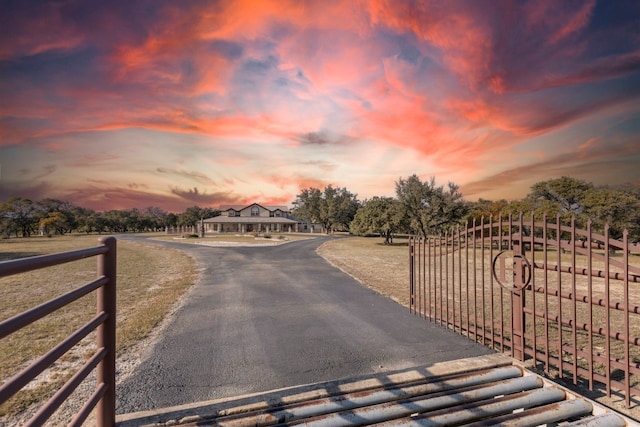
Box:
[409,214,640,407]
[0,236,117,426]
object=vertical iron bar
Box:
[96,236,116,427]
[409,237,414,314]
[458,225,462,334]
[480,216,486,344]
[511,213,525,361]
[499,215,504,352]
[557,213,563,378]
[543,213,550,373]
[439,233,443,325]
[419,238,424,318]
[489,215,495,349]
[428,237,432,321]
[473,218,478,340]
[417,236,421,316]
[587,220,593,390]
[419,237,422,316]
[571,216,578,384]
[530,212,536,365]
[508,213,514,358]
[451,228,455,330]
[465,223,470,338]
[416,236,419,315]
[419,238,427,318]
[445,229,450,328]
[623,229,630,407]
[605,224,611,396]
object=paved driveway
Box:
[115,235,492,414]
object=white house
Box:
[203,203,300,233]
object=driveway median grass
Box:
[154,233,314,245]
[0,234,198,421]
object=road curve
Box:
[115,235,492,414]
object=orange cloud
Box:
[2,0,639,210]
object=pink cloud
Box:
[265,174,329,193]
[1,1,639,209]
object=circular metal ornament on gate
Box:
[491,250,532,292]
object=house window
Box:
[251,206,260,216]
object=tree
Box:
[350,197,409,244]
[292,185,359,233]
[102,210,127,233]
[395,175,467,236]
[141,207,168,231]
[39,212,68,236]
[1,197,38,237]
[177,206,220,228]
[0,203,17,237]
[164,212,178,229]
[465,198,509,225]
[529,176,593,216]
[583,187,640,240]
[37,198,79,234]
[79,211,106,234]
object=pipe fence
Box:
[0,236,116,426]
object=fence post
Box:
[97,236,117,427]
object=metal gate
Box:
[0,237,117,426]
[409,213,640,407]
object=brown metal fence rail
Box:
[0,236,117,426]
[409,214,640,407]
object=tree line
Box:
[292,175,640,244]
[0,198,219,237]
[2,176,639,243]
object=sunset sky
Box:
[1,0,639,212]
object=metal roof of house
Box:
[220,204,289,212]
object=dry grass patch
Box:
[0,234,198,421]
[317,236,410,306]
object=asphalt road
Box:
[115,235,492,414]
